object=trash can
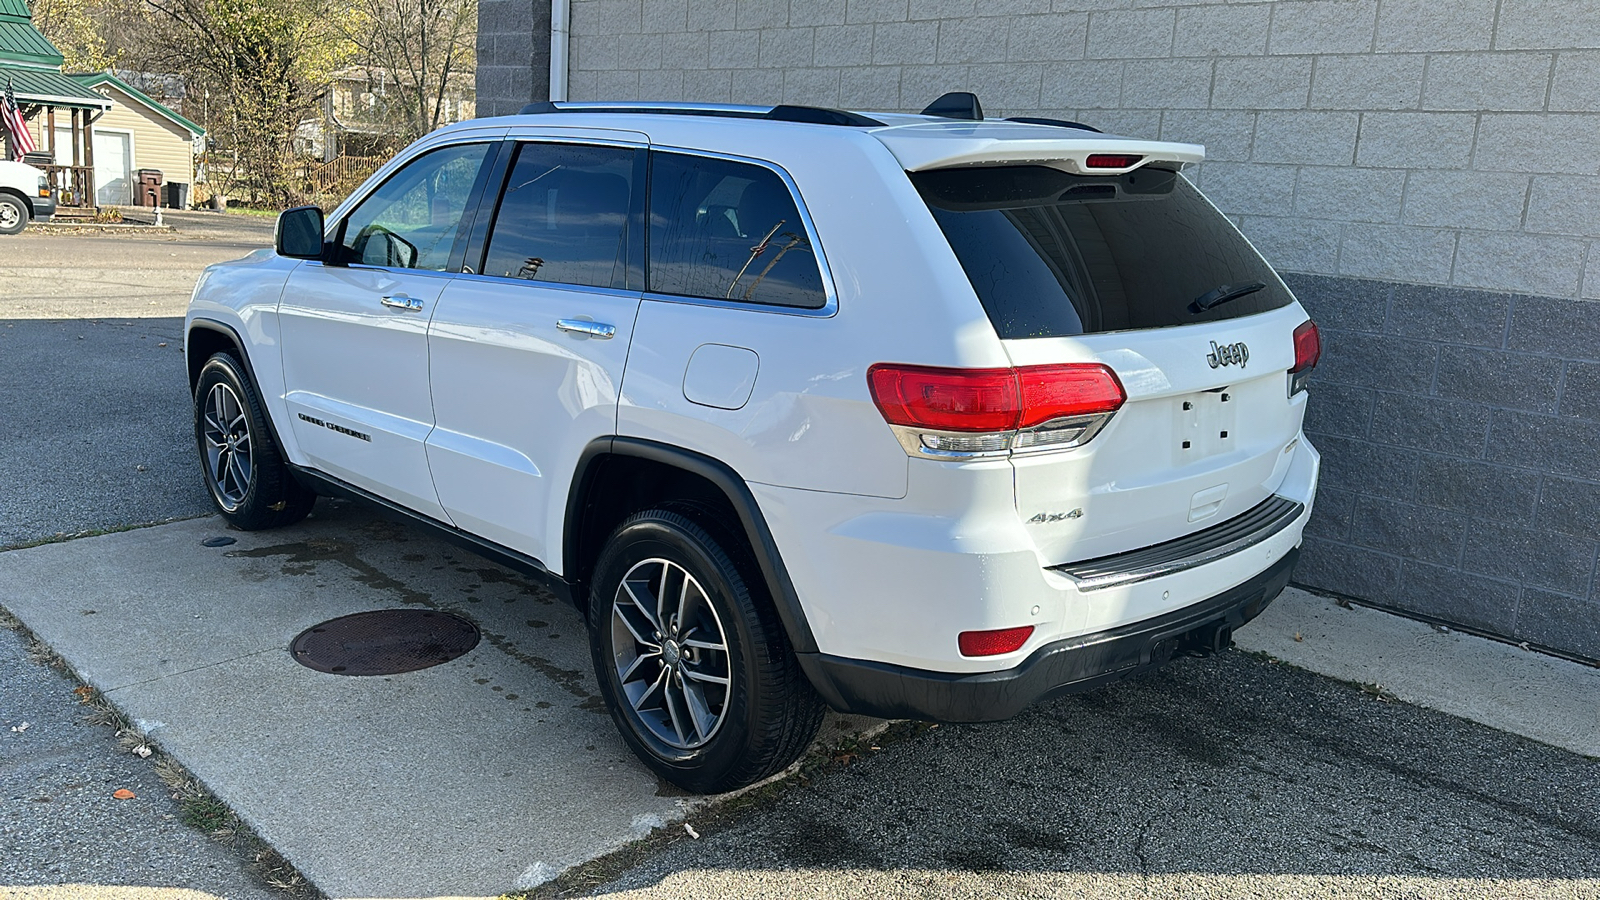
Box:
[164,181,190,210]
[136,169,164,208]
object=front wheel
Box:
[0,194,29,235]
[193,352,315,530]
[588,507,824,793]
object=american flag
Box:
[3,79,36,161]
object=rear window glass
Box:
[912,165,1293,339]
[648,152,826,309]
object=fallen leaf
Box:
[132,745,153,758]
[11,722,30,733]
[684,823,700,839]
[1293,632,1303,642]
[73,686,94,701]
[157,342,168,347]
[113,789,136,800]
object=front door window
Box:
[338,142,490,271]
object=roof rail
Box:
[515,100,886,127]
[921,91,983,121]
[1005,116,1103,134]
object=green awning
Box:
[1,62,110,109]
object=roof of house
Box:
[70,70,204,135]
[2,62,110,108]
[0,0,110,109]
[0,0,62,69]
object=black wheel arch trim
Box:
[186,318,297,483]
[0,187,33,216]
[565,436,819,655]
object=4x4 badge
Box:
[1207,340,1249,369]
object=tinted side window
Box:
[480,142,636,289]
[913,165,1293,338]
[340,142,490,271]
[648,152,826,309]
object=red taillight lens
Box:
[1291,320,1320,373]
[959,625,1034,657]
[866,365,1021,433]
[1084,153,1143,169]
[1016,364,1126,427]
[867,363,1126,433]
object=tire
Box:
[0,194,28,235]
[588,506,825,794]
[193,352,315,530]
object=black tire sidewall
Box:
[588,513,774,792]
[0,195,27,235]
[194,353,286,529]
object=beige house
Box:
[47,72,204,207]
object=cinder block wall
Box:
[477,0,552,116]
[491,0,1600,662]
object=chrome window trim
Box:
[447,271,641,302]
[645,144,840,319]
[1051,495,1305,592]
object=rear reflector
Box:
[959,626,1034,657]
[1084,153,1143,169]
[1290,319,1320,395]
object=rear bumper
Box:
[802,547,1297,722]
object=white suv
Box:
[185,94,1321,793]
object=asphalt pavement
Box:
[2,223,279,899]
[585,652,1600,899]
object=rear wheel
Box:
[0,194,28,235]
[588,507,824,793]
[194,352,315,530]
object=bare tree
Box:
[141,0,352,203]
[340,0,475,142]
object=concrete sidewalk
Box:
[0,503,872,898]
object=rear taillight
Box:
[1290,319,1320,395]
[959,625,1034,657]
[867,362,1126,458]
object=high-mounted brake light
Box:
[959,625,1034,657]
[1084,153,1143,169]
[1290,319,1320,395]
[867,362,1126,457]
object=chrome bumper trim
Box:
[1051,495,1305,592]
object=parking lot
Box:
[2,223,1598,899]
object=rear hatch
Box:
[909,158,1310,565]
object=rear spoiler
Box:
[871,122,1205,175]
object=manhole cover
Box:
[291,610,480,676]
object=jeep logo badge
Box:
[1207,341,1249,369]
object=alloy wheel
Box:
[202,382,253,510]
[610,557,733,751]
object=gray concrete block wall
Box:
[1291,273,1600,661]
[477,0,552,116]
[492,0,1600,661]
[565,0,1600,302]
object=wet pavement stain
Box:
[226,539,596,700]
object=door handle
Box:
[556,319,616,339]
[380,295,425,312]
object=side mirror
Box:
[276,206,325,259]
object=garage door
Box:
[52,128,134,206]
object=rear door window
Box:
[911,165,1292,338]
[480,142,637,289]
[647,152,826,309]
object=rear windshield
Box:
[911,165,1293,339]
